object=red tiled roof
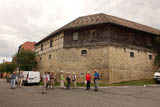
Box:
[21,41,36,51]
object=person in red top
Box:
[86,71,91,90]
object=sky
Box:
[0,0,160,63]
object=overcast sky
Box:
[0,0,160,63]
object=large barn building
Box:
[35,13,160,83]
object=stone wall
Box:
[108,45,156,83]
[36,45,156,84]
[36,46,110,83]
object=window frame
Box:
[50,39,53,47]
[49,54,51,60]
[41,44,43,50]
[81,50,87,56]
[90,30,97,38]
[149,55,152,60]
[130,52,134,57]
[73,32,79,41]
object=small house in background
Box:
[18,41,36,53]
[35,13,160,84]
[12,41,36,65]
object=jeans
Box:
[10,79,16,89]
[86,81,90,90]
[66,81,71,89]
[46,81,49,89]
[94,79,98,91]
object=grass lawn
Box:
[110,79,157,86]
[77,79,157,87]
[39,79,157,87]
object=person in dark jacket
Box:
[66,72,71,89]
[86,71,91,90]
[49,71,55,89]
[10,71,17,89]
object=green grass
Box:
[76,79,156,87]
[39,79,156,87]
[110,79,156,86]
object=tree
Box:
[14,49,37,71]
[0,63,5,73]
[0,63,17,73]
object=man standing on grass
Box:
[94,69,100,91]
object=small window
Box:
[81,50,87,55]
[146,37,152,46]
[90,30,96,38]
[149,55,152,60]
[49,54,51,59]
[73,32,78,40]
[50,39,53,47]
[130,52,134,57]
[41,44,43,50]
[40,57,42,61]
[93,30,96,38]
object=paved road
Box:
[0,79,160,107]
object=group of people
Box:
[86,69,100,91]
[42,71,55,94]
[42,69,100,94]
[10,71,24,89]
[42,71,77,94]
[9,69,100,93]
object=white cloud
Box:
[0,0,160,63]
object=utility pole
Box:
[3,59,5,64]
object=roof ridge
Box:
[104,14,160,32]
[79,13,105,18]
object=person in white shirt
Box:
[72,72,77,88]
[42,72,50,94]
[46,72,50,90]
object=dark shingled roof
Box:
[36,13,160,45]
